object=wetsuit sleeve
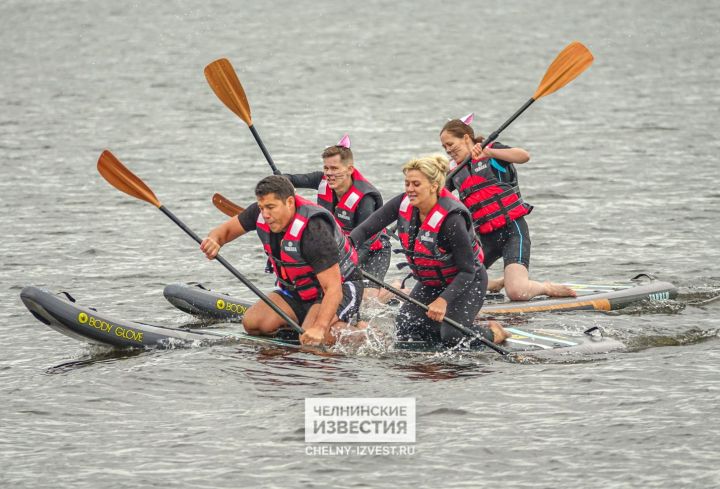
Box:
[237,202,261,231]
[300,217,340,274]
[284,171,324,190]
[349,193,404,249]
[353,195,382,263]
[437,213,478,303]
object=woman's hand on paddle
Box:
[200,236,221,260]
[471,143,493,161]
[427,297,448,322]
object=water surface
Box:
[1,1,718,487]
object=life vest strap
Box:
[459,179,498,199]
[276,276,319,293]
[474,197,526,225]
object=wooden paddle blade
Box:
[533,41,594,100]
[97,150,161,208]
[204,58,253,126]
[212,193,245,217]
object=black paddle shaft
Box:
[158,206,303,334]
[361,271,510,356]
[249,125,281,175]
[447,97,536,181]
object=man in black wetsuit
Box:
[200,175,364,346]
[283,137,391,298]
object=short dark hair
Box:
[321,145,353,165]
[255,175,295,200]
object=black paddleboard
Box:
[162,275,677,321]
[20,286,623,356]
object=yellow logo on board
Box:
[76,312,144,342]
[215,298,247,314]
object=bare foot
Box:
[488,320,511,343]
[487,277,505,293]
[375,280,408,304]
[543,281,577,298]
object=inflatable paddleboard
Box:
[20,286,622,356]
[162,274,677,320]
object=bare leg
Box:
[242,292,299,336]
[503,263,577,301]
[375,280,411,304]
[487,276,505,293]
[363,287,381,300]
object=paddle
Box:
[96,150,303,335]
[204,57,403,240]
[447,41,594,179]
[213,192,244,217]
[204,58,281,175]
[361,271,510,356]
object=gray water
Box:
[1,0,719,487]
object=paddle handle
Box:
[361,271,509,355]
[447,97,536,181]
[483,97,535,149]
[248,125,281,175]
[158,206,303,334]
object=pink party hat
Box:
[336,134,351,148]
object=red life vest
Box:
[449,143,532,234]
[317,168,386,252]
[396,188,484,287]
[255,195,359,301]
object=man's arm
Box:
[300,264,344,345]
[200,204,258,259]
[284,171,324,189]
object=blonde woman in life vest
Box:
[351,155,508,347]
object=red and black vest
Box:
[396,188,484,287]
[256,195,359,301]
[317,168,386,252]
[449,143,532,234]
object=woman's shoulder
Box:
[489,140,511,149]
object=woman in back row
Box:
[283,135,391,299]
[440,117,575,301]
[350,155,508,347]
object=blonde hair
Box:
[402,155,449,194]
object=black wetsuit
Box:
[350,194,493,346]
[446,142,532,270]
